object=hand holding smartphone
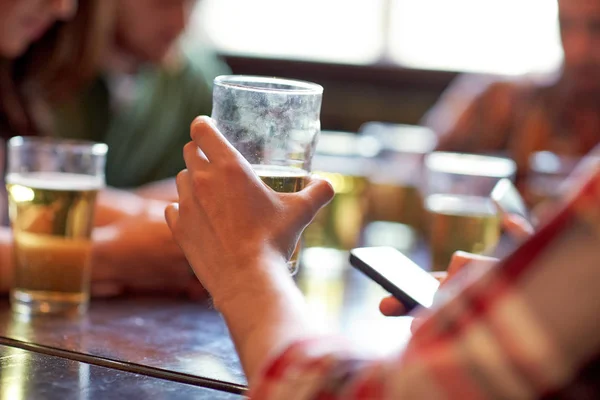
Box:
[349,247,440,312]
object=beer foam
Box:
[252,165,309,178]
[426,194,496,216]
[6,172,105,191]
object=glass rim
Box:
[214,75,323,95]
[8,136,108,156]
[425,151,516,178]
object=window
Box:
[389,0,563,75]
[191,0,563,75]
[192,0,384,64]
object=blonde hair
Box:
[0,0,114,138]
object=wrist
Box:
[212,251,294,313]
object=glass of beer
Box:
[303,131,376,251]
[424,152,516,272]
[6,137,107,316]
[361,122,437,243]
[211,75,323,275]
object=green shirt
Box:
[53,47,230,188]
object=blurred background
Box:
[188,0,562,131]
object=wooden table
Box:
[0,344,242,399]
[0,244,422,398]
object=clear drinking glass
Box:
[303,131,376,251]
[6,137,107,316]
[211,75,323,275]
[424,152,516,271]
[361,122,437,239]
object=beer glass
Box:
[6,137,107,315]
[361,122,437,237]
[424,152,516,271]
[303,131,375,251]
[211,75,323,275]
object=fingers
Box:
[190,116,239,163]
[183,142,209,172]
[379,296,407,317]
[502,213,534,240]
[430,271,447,283]
[175,169,194,201]
[164,203,179,231]
[445,251,498,284]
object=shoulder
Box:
[178,43,231,88]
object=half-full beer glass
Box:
[425,152,516,272]
[6,137,107,316]
[212,75,323,275]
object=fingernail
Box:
[192,115,211,129]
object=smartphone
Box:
[349,247,440,312]
[491,178,532,224]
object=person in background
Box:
[0,0,209,298]
[53,0,230,297]
[167,116,600,398]
[423,0,600,184]
[53,0,230,194]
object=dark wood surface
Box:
[0,245,422,393]
[0,344,243,399]
[0,227,514,400]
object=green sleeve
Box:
[53,48,231,189]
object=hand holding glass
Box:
[211,75,323,274]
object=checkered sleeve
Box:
[250,153,600,399]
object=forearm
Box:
[215,256,318,387]
[134,178,178,202]
[95,187,149,226]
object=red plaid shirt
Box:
[250,150,600,399]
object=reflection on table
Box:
[0,299,246,387]
[0,344,242,400]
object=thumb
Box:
[445,251,498,285]
[503,213,534,241]
[164,202,180,233]
[295,176,335,220]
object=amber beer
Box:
[254,165,309,273]
[303,171,367,250]
[426,194,500,272]
[367,182,425,231]
[7,172,103,315]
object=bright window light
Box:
[192,0,564,75]
[389,0,563,75]
[192,0,385,65]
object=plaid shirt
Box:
[250,150,600,399]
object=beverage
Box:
[426,194,500,272]
[254,165,309,273]
[303,171,367,250]
[255,165,308,193]
[367,182,425,232]
[6,172,103,315]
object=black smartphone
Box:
[349,247,440,312]
[490,178,533,225]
